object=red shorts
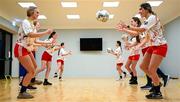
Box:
[41,51,52,61]
[142,47,149,56]
[147,44,168,57]
[57,59,64,65]
[14,43,30,58]
[117,63,123,66]
[128,54,140,61]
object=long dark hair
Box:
[48,31,56,39]
[58,42,64,55]
[140,3,156,15]
[117,41,123,52]
[131,17,141,43]
[132,17,141,27]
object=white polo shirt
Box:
[17,19,36,48]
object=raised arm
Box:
[61,51,71,56]
[35,39,52,44]
[28,29,53,38]
[116,25,141,36]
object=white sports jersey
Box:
[57,48,67,61]
[17,19,36,49]
[45,38,56,55]
[140,14,167,46]
[114,47,124,64]
[129,37,140,56]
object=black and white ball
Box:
[107,48,113,53]
[96,9,110,22]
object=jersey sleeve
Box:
[60,49,67,55]
[140,15,156,30]
[22,20,33,36]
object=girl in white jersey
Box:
[28,21,56,86]
[139,32,169,90]
[14,6,53,99]
[108,41,126,80]
[54,43,71,80]
[116,3,167,99]
[124,17,141,85]
[35,32,61,85]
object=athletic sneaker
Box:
[163,75,170,87]
[149,83,162,93]
[146,92,163,99]
[129,79,138,85]
[54,73,58,78]
[27,85,37,90]
[123,72,127,78]
[17,92,34,99]
[19,82,37,90]
[140,85,152,90]
[31,80,43,85]
[59,76,62,79]
[59,77,63,81]
[129,77,133,83]
[116,76,122,81]
[129,77,138,85]
[43,81,52,85]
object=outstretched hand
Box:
[119,20,128,28]
[46,29,53,34]
[116,21,127,32]
[68,51,72,55]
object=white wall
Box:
[35,29,144,78]
[12,34,19,77]
[161,17,180,77]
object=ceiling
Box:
[0,0,180,29]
